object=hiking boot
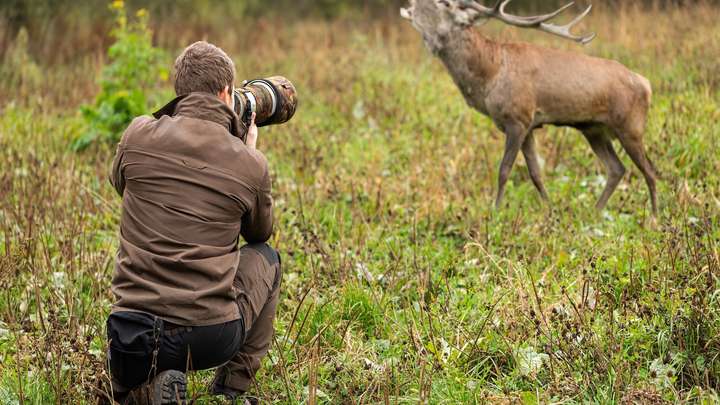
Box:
[150,370,187,404]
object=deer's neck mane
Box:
[435,28,502,100]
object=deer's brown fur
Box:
[403,0,658,215]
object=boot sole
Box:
[152,370,187,405]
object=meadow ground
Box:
[1,3,719,404]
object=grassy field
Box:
[1,2,720,404]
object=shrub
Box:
[73,1,167,151]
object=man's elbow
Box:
[242,232,271,245]
[242,226,273,244]
[109,177,124,197]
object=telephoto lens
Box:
[233,76,298,128]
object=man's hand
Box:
[246,112,258,149]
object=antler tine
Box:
[464,0,596,44]
[498,1,576,26]
[538,4,596,44]
[458,0,492,13]
[454,0,495,26]
[462,1,572,26]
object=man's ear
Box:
[218,85,233,107]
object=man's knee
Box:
[241,243,280,268]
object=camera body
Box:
[233,76,298,128]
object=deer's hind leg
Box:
[581,126,626,211]
[613,125,658,216]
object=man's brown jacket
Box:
[110,92,273,326]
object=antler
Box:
[458,0,596,45]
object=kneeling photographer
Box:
[106,41,296,405]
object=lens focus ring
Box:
[247,80,277,116]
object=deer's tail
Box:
[633,73,661,180]
[636,73,653,111]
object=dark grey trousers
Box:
[107,243,282,394]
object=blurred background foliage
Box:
[1,0,718,63]
[1,0,718,146]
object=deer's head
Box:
[401,0,462,54]
[401,0,596,50]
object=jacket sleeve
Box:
[110,141,126,196]
[240,164,274,244]
[110,119,138,196]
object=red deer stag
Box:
[401,0,657,216]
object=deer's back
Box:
[493,42,651,127]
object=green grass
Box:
[1,6,720,404]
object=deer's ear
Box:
[400,7,414,20]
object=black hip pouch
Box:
[107,311,163,389]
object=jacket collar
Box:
[153,92,247,142]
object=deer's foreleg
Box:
[521,132,549,202]
[496,122,529,208]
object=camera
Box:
[233,76,298,128]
